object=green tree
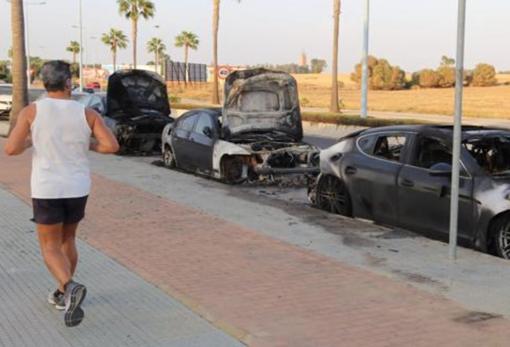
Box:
[0,61,11,82]
[351,55,378,84]
[9,0,28,132]
[310,58,327,74]
[211,0,241,104]
[66,41,81,65]
[28,56,45,82]
[147,37,166,74]
[175,31,199,84]
[102,28,128,72]
[440,55,455,67]
[370,59,405,90]
[472,63,498,87]
[330,0,341,112]
[118,0,155,69]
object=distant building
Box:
[299,52,308,67]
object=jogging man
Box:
[4,60,119,327]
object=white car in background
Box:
[0,84,46,120]
[0,84,12,119]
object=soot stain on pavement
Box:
[454,311,503,324]
[392,269,447,290]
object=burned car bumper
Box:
[213,140,320,183]
[108,117,173,153]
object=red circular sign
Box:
[218,66,231,79]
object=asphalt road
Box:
[304,134,337,149]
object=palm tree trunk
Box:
[155,52,158,73]
[330,0,341,113]
[72,52,76,65]
[211,0,220,104]
[113,48,117,72]
[184,45,189,86]
[10,0,28,133]
[131,19,137,69]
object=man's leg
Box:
[37,224,72,292]
[62,223,79,276]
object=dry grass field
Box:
[169,73,510,119]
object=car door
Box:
[187,112,217,173]
[171,112,199,170]
[397,134,474,240]
[344,132,409,226]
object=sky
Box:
[1,0,509,73]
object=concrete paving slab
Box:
[0,188,243,347]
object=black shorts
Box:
[32,196,88,225]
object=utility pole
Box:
[449,0,467,261]
[360,0,370,118]
[78,0,83,92]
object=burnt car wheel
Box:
[491,215,510,259]
[163,146,177,168]
[316,175,352,217]
[221,156,247,185]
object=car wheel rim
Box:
[498,224,510,259]
[164,149,174,167]
[317,176,348,215]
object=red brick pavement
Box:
[2,144,510,347]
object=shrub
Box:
[437,66,455,88]
[472,63,497,87]
[418,69,441,88]
[351,56,405,90]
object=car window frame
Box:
[192,112,218,139]
[356,131,412,165]
[406,133,472,178]
[177,112,199,132]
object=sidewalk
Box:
[3,140,510,346]
[0,188,242,347]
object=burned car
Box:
[161,69,319,183]
[106,69,173,153]
[311,125,510,259]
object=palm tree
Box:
[118,0,155,69]
[211,0,241,104]
[330,0,341,113]
[175,31,199,84]
[9,0,28,132]
[147,37,166,74]
[101,28,128,72]
[66,41,81,65]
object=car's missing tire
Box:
[163,146,177,169]
[316,175,352,217]
[490,214,510,259]
[221,156,247,185]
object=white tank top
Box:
[31,98,92,199]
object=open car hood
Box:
[106,69,171,119]
[223,68,303,142]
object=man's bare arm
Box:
[86,108,119,154]
[4,105,34,156]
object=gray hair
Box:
[40,60,72,92]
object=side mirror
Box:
[203,126,213,138]
[429,162,452,177]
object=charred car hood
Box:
[106,69,171,119]
[223,69,303,142]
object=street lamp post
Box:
[78,0,83,92]
[449,0,467,261]
[361,0,370,119]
